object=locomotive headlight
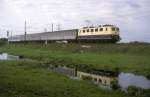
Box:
[113,32,118,35]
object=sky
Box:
[0,0,150,42]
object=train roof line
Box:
[8,29,78,37]
[82,24,117,29]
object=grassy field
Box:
[0,43,150,97]
[0,43,150,77]
[0,60,129,97]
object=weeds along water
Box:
[0,61,128,97]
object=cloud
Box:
[125,0,141,8]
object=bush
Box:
[110,80,120,90]
[127,86,140,96]
[126,86,150,97]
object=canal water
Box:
[0,53,19,60]
[119,73,150,90]
[0,53,150,90]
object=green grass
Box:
[0,43,150,76]
[0,61,128,97]
[0,43,150,97]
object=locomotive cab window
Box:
[116,28,119,31]
[111,27,115,31]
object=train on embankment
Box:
[8,24,121,43]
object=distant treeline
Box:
[121,41,150,44]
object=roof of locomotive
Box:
[82,24,118,29]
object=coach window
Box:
[91,29,94,32]
[95,28,98,32]
[100,28,103,31]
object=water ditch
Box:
[0,53,19,60]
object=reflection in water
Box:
[49,66,150,90]
[0,53,19,60]
[118,73,150,89]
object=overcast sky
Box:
[0,0,150,42]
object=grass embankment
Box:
[0,43,150,76]
[0,61,127,97]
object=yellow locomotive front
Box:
[77,24,120,42]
